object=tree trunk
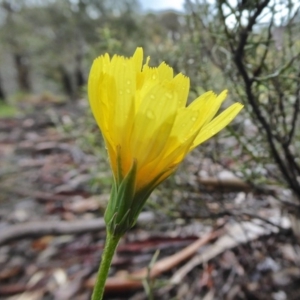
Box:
[75,52,85,95]
[59,65,74,99]
[14,53,31,93]
[75,67,85,90]
[0,73,6,101]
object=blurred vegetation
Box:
[0,0,182,100]
[0,102,16,117]
[1,0,300,209]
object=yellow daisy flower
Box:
[88,47,243,235]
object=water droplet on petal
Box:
[152,74,157,80]
[126,88,131,94]
[191,117,196,122]
[166,92,173,99]
[126,80,131,85]
[146,110,155,119]
[150,94,155,100]
[119,90,123,95]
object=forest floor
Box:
[0,98,300,300]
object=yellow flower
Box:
[88,47,243,235]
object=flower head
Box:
[88,47,243,235]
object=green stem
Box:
[91,231,122,300]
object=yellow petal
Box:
[188,90,228,131]
[137,127,198,191]
[88,57,111,140]
[164,108,199,155]
[132,47,143,72]
[130,83,178,166]
[172,74,190,108]
[202,90,228,126]
[191,102,244,148]
[114,66,135,133]
[157,62,173,80]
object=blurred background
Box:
[1,0,300,299]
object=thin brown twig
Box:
[0,212,155,245]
